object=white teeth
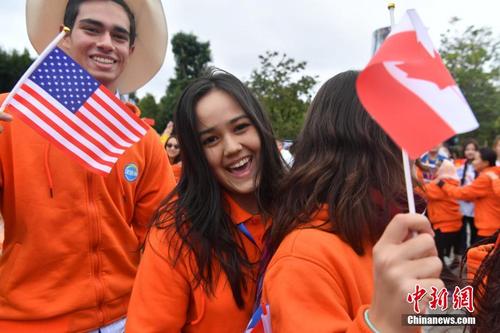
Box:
[92,56,114,64]
[230,157,250,169]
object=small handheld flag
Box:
[2,47,149,175]
[357,9,478,160]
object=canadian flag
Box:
[356,9,478,159]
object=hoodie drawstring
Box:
[44,144,54,198]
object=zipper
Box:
[87,173,105,324]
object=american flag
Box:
[5,47,148,175]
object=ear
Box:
[128,44,136,56]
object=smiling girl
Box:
[125,70,284,332]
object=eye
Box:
[113,33,129,43]
[202,135,219,146]
[234,122,251,133]
[82,26,99,34]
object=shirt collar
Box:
[223,193,255,225]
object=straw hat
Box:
[25,0,168,93]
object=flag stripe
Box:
[9,99,112,173]
[96,89,148,135]
[87,97,140,142]
[19,84,121,161]
[79,105,133,148]
[23,80,125,155]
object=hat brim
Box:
[26,0,168,94]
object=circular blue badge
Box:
[124,163,139,182]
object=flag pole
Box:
[388,3,416,214]
[0,27,71,113]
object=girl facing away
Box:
[126,70,284,332]
[260,71,443,332]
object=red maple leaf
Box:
[374,31,456,90]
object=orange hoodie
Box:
[262,206,375,333]
[0,94,176,332]
[417,180,462,232]
[441,167,500,236]
[125,195,266,333]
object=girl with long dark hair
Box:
[259,71,443,332]
[125,70,284,332]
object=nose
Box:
[96,32,114,51]
[223,134,242,157]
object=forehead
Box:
[195,90,246,129]
[75,0,131,30]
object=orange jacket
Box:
[125,195,265,333]
[492,178,500,196]
[417,180,462,232]
[262,206,374,333]
[172,162,182,182]
[441,167,500,236]
[0,93,176,332]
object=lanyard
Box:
[237,221,257,246]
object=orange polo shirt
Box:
[417,180,462,232]
[441,167,500,236]
[262,206,374,333]
[125,195,266,333]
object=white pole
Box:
[0,28,70,113]
[388,3,416,214]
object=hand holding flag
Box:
[357,9,478,159]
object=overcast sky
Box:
[1,1,500,100]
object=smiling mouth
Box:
[91,55,116,65]
[227,156,253,176]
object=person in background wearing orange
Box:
[165,134,182,181]
[437,148,500,243]
[125,70,284,332]
[485,171,500,196]
[417,179,462,264]
[464,231,500,333]
[260,71,443,332]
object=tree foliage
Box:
[136,32,212,133]
[0,48,34,93]
[439,18,500,146]
[138,93,160,121]
[155,32,212,132]
[247,51,317,139]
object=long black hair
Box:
[152,69,284,308]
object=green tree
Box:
[138,93,160,122]
[0,48,34,93]
[247,51,317,139]
[155,32,212,132]
[439,18,500,146]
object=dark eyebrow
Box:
[78,18,130,36]
[198,115,250,136]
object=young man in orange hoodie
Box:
[0,1,175,332]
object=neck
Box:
[229,192,259,215]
